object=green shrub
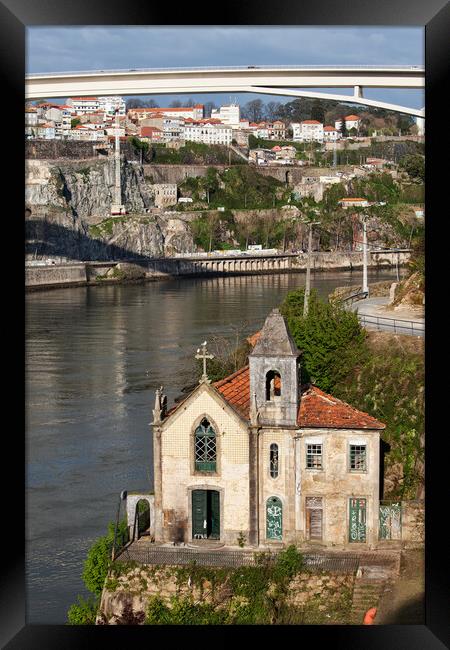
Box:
[67,595,98,625]
[82,520,128,596]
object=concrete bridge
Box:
[26,65,424,118]
[25,250,410,289]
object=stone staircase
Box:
[349,566,392,625]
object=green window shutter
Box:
[210,491,220,539]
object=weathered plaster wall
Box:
[159,386,250,545]
[296,429,380,547]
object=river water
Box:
[25,269,402,623]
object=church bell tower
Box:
[249,309,301,427]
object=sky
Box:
[26,26,424,110]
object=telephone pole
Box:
[303,219,321,318]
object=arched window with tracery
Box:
[270,443,279,478]
[194,418,217,472]
[266,370,282,401]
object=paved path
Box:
[351,297,424,337]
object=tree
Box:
[204,101,217,118]
[71,117,81,128]
[311,100,325,124]
[243,99,264,123]
[280,288,368,393]
[340,116,348,138]
[170,100,182,108]
[399,154,425,182]
[265,101,283,121]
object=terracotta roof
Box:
[297,384,385,429]
[323,126,337,131]
[345,115,360,121]
[213,366,384,429]
[246,331,261,347]
[301,120,321,124]
[213,366,250,418]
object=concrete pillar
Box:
[248,426,260,547]
[152,425,163,542]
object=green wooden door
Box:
[192,490,207,539]
[349,497,367,543]
[266,497,282,540]
[379,502,401,540]
[210,490,220,539]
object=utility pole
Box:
[362,216,369,296]
[303,219,321,318]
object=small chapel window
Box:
[266,370,282,401]
[269,443,279,478]
[195,418,217,472]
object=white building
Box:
[67,97,100,115]
[97,96,126,117]
[211,104,240,127]
[335,115,361,134]
[291,120,324,142]
[323,126,341,142]
[184,121,232,145]
[129,105,204,122]
[25,108,38,127]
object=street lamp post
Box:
[303,218,321,318]
[362,216,369,296]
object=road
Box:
[351,296,424,337]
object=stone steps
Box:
[350,578,388,624]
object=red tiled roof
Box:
[297,385,384,429]
[213,366,385,429]
[324,126,337,131]
[345,115,360,121]
[213,366,250,418]
[301,120,321,124]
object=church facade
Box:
[151,309,385,549]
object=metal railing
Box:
[357,312,424,336]
[113,546,396,573]
[340,290,368,306]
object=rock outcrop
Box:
[25,159,195,260]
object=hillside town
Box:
[25,97,425,153]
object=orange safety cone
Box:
[363,607,377,625]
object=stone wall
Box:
[401,500,424,547]
[25,263,87,288]
[97,563,355,625]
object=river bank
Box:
[25,251,410,291]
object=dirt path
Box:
[376,549,425,624]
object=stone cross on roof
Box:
[195,341,215,384]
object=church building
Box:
[151,308,385,549]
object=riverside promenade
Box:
[351,296,424,337]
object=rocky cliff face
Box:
[25,159,194,260]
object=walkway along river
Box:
[25,268,404,623]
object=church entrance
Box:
[192,489,220,540]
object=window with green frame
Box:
[194,418,217,472]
